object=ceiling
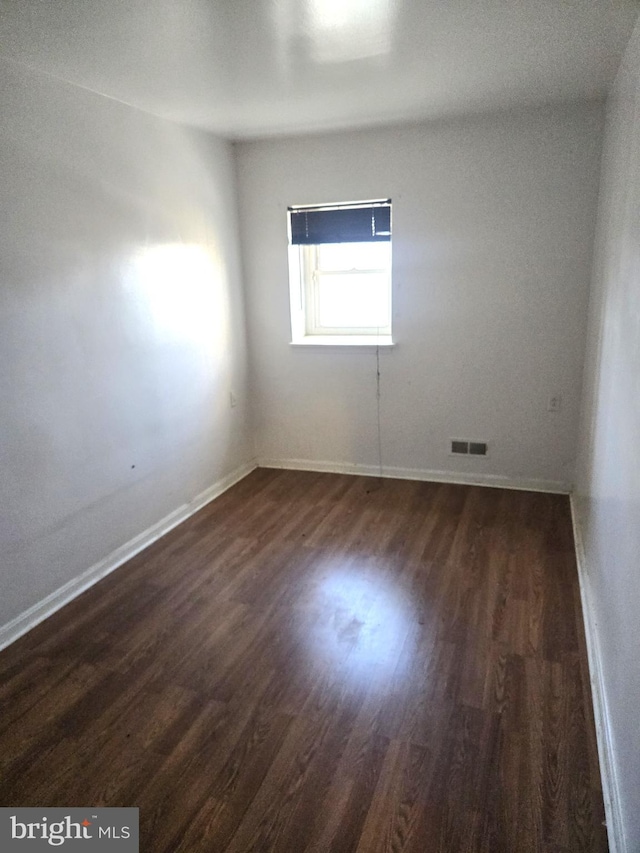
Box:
[1,0,638,139]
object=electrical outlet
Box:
[547,394,562,413]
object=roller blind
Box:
[289,200,391,245]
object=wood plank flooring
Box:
[0,469,607,851]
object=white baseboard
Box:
[258,457,570,494]
[570,496,625,853]
[0,459,257,653]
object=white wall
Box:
[236,103,604,490]
[574,20,640,853]
[0,59,252,633]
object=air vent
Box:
[450,439,488,457]
[469,442,488,456]
[451,440,469,455]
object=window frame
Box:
[287,201,393,347]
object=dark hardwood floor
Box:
[0,469,606,852]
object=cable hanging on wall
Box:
[376,340,383,485]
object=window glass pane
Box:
[317,272,390,329]
[317,242,390,272]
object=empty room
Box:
[1,2,639,851]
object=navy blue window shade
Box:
[289,201,391,245]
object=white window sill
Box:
[290,335,395,349]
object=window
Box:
[288,200,392,345]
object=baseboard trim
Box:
[570,495,625,853]
[0,459,257,653]
[257,457,570,494]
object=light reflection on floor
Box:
[299,557,415,691]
